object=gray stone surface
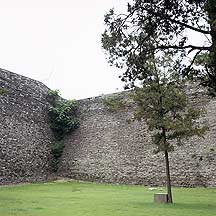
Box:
[59,87,216,187]
[0,69,53,185]
[0,69,215,187]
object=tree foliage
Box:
[102,0,216,94]
[132,80,207,154]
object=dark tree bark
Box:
[162,127,173,203]
[164,150,173,204]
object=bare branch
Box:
[156,45,210,51]
[187,50,202,72]
[166,16,210,35]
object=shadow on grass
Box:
[172,202,216,210]
[129,201,216,211]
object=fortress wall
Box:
[0,69,53,184]
[59,87,216,187]
[0,69,215,186]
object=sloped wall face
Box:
[59,88,216,187]
[0,69,215,187]
[0,69,52,185]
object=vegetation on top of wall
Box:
[47,89,60,103]
[47,89,79,172]
[48,89,60,97]
[0,88,7,95]
[103,95,127,112]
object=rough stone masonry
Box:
[0,69,53,184]
[0,68,216,186]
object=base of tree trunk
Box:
[154,193,168,204]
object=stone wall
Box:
[59,86,216,187]
[0,69,215,187]
[0,69,53,185]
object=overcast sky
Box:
[0,0,207,99]
[0,0,127,99]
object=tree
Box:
[102,0,216,94]
[103,51,207,203]
[131,75,207,203]
[102,1,209,203]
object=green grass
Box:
[0,181,215,216]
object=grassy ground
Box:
[0,181,215,216]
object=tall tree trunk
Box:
[162,127,173,204]
[164,149,173,203]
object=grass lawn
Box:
[0,181,215,216]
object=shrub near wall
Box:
[47,90,79,172]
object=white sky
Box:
[0,0,126,99]
[0,0,207,99]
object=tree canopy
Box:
[102,0,216,94]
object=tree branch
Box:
[136,6,210,35]
[185,50,202,74]
[156,45,210,51]
[165,16,210,35]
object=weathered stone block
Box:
[154,193,168,203]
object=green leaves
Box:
[101,0,216,93]
[0,88,7,95]
[47,90,79,172]
[51,140,65,172]
[103,95,127,112]
[48,99,79,140]
[131,79,207,153]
